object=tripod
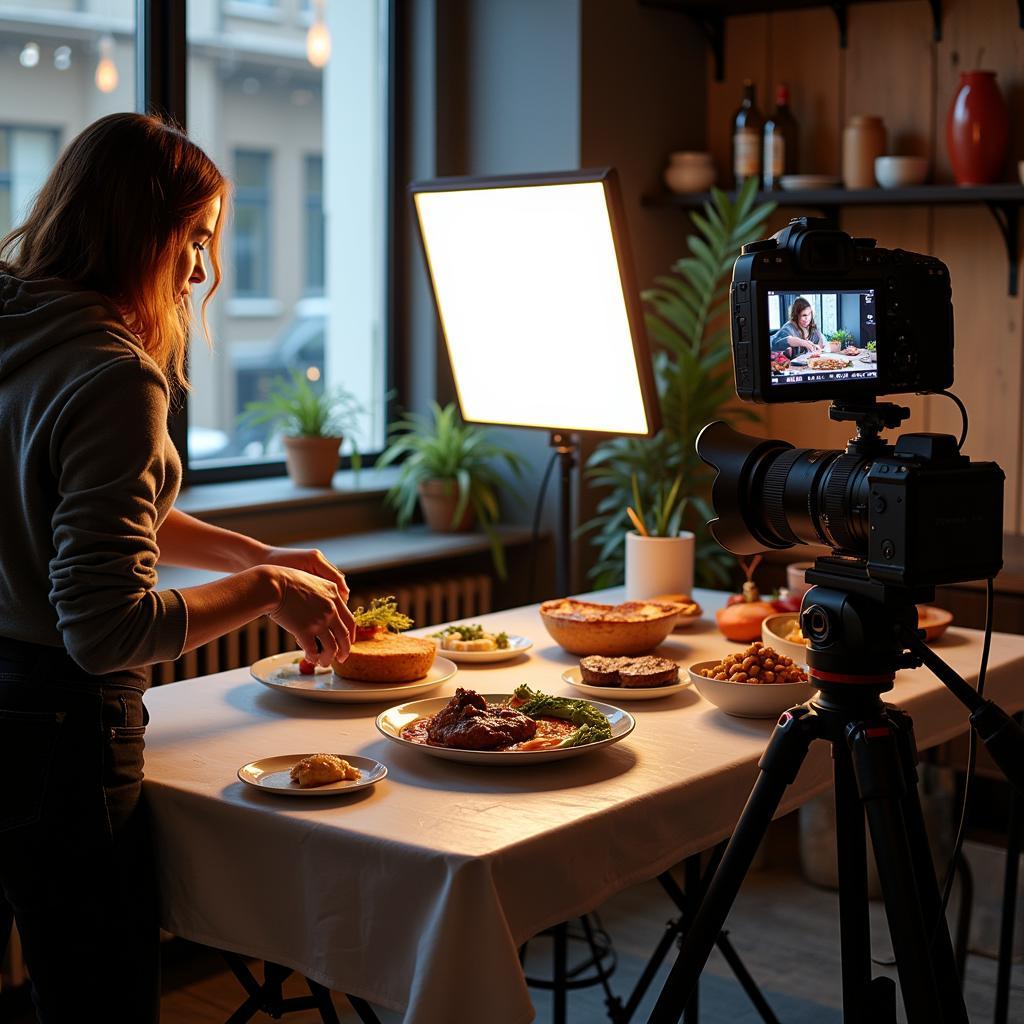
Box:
[649,574,1024,1024]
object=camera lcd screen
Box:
[767,289,878,387]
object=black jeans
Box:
[0,637,159,1023]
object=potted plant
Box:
[825,327,855,352]
[240,370,362,487]
[622,471,697,599]
[376,401,525,578]
[580,178,775,590]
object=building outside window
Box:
[0,0,390,477]
[232,149,272,299]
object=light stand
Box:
[409,168,659,599]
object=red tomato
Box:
[355,625,384,642]
[772,595,802,613]
[726,593,746,606]
[298,658,316,675]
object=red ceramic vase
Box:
[946,70,1009,185]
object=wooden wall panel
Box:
[844,1,934,162]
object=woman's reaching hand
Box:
[267,566,355,667]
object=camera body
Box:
[731,217,953,403]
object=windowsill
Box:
[225,297,285,318]
[176,465,400,518]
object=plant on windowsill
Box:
[239,369,363,488]
[580,177,775,590]
[375,401,525,579]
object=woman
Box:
[770,297,825,360]
[0,113,355,1022]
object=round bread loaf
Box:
[334,632,436,683]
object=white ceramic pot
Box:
[664,152,715,194]
[624,530,695,600]
[874,155,929,188]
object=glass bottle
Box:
[763,83,799,190]
[732,80,763,188]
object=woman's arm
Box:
[157,508,270,572]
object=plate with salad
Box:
[428,623,533,663]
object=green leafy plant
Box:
[581,178,775,589]
[827,328,854,347]
[866,340,877,352]
[376,401,526,578]
[240,369,363,466]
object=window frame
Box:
[231,148,273,300]
[303,152,325,297]
[147,0,398,485]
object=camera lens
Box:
[696,421,871,556]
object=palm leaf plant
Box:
[376,401,526,579]
[580,178,775,588]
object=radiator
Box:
[147,572,493,685]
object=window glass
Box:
[186,0,388,469]
[0,2,136,235]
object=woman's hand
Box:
[267,566,355,668]
[259,547,349,601]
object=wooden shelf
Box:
[641,0,944,79]
[643,183,1024,295]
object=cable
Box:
[935,389,969,451]
[930,576,994,949]
[527,450,559,601]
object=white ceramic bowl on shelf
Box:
[874,156,929,188]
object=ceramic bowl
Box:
[688,660,817,719]
[664,161,716,194]
[916,605,953,642]
[761,613,811,667]
[874,156,929,188]
[539,598,682,656]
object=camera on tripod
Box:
[698,217,1004,594]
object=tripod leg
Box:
[833,743,873,1021]
[848,715,968,1024]
[648,705,819,1024]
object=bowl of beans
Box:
[688,643,817,718]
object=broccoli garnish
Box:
[512,684,612,746]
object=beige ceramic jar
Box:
[842,115,886,189]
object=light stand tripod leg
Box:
[648,705,819,1024]
[848,716,968,1024]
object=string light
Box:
[95,34,118,93]
[306,0,330,69]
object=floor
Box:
[2,814,1021,1023]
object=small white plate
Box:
[376,693,635,765]
[779,175,842,191]
[429,633,533,663]
[251,652,457,703]
[237,754,387,796]
[561,667,689,701]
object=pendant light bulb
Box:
[306,2,330,69]
[95,34,118,93]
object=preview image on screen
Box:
[767,289,878,387]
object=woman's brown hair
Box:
[787,296,818,339]
[0,112,229,390]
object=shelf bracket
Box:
[831,3,849,48]
[928,0,943,41]
[699,14,726,82]
[985,202,1020,297]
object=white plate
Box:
[429,633,533,663]
[375,693,635,765]
[237,754,387,796]
[561,667,689,701]
[779,175,842,191]
[251,652,457,703]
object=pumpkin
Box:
[717,556,776,642]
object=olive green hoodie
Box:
[0,273,187,676]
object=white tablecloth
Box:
[142,588,1024,1024]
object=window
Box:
[233,150,272,298]
[0,126,59,237]
[304,154,324,295]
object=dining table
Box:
[141,586,1024,1024]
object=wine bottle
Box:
[763,82,799,190]
[732,79,763,188]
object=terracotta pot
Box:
[946,70,1008,185]
[282,435,341,487]
[417,479,474,532]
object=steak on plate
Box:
[426,688,537,750]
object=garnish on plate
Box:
[353,596,414,641]
[430,623,510,652]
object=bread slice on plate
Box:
[334,633,436,683]
[578,654,679,688]
[579,656,628,685]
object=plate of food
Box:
[375,686,635,764]
[237,753,387,796]
[539,597,683,656]
[562,654,688,700]
[650,594,703,630]
[251,652,457,703]
[429,623,533,663]
[806,356,852,371]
